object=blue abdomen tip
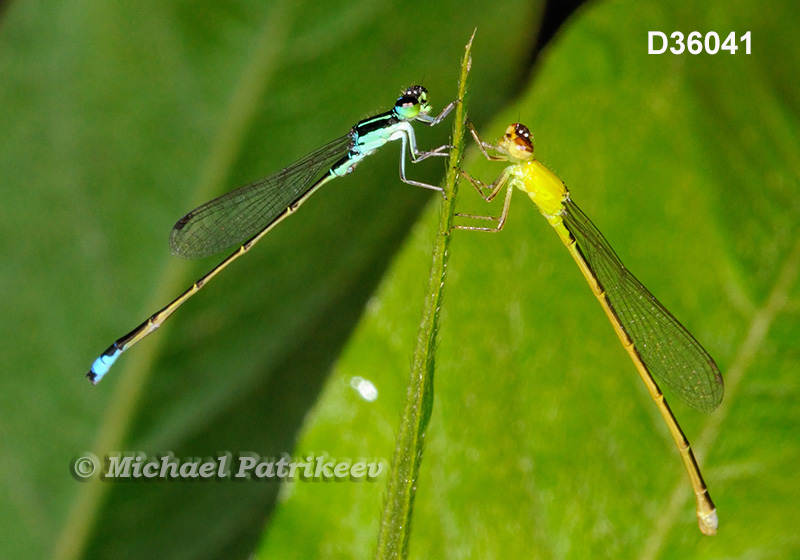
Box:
[88,349,121,384]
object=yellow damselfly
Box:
[455,122,723,535]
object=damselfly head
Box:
[395,85,430,120]
[501,123,534,161]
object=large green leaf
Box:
[0,1,538,559]
[260,0,800,558]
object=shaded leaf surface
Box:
[0,0,537,559]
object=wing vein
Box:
[170,133,354,259]
[562,199,724,412]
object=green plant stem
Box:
[374,31,474,560]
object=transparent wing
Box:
[170,133,354,259]
[562,198,724,412]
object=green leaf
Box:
[260,0,800,558]
[0,1,539,559]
